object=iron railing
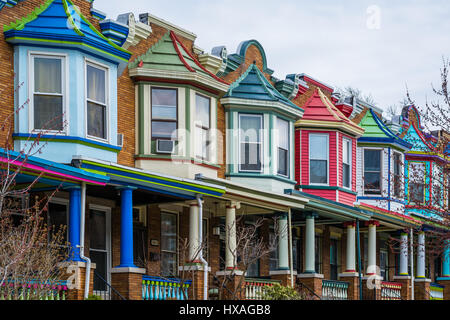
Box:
[142,276,191,300]
[322,280,349,300]
[296,279,321,300]
[92,271,126,300]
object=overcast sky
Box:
[95,0,450,115]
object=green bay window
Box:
[151,88,178,139]
[195,94,211,160]
[86,63,107,140]
[364,149,382,195]
[277,118,289,177]
[309,134,328,184]
[33,55,64,131]
[239,114,263,172]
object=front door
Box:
[89,206,111,295]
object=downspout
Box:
[197,194,208,300]
[79,182,91,300]
[410,228,415,300]
[288,209,294,288]
[356,219,363,300]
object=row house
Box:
[0,0,448,301]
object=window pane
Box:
[343,140,351,164]
[48,203,67,242]
[343,163,350,188]
[34,58,61,94]
[90,251,107,291]
[87,102,106,139]
[240,115,262,143]
[161,213,177,252]
[278,148,288,176]
[310,159,327,184]
[410,183,424,204]
[310,135,327,160]
[87,65,106,104]
[364,172,381,193]
[196,94,210,128]
[152,105,177,120]
[196,127,209,160]
[277,118,289,150]
[152,88,177,108]
[364,150,381,171]
[34,95,63,130]
[161,252,177,277]
[240,142,261,171]
[152,121,177,139]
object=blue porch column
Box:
[117,186,137,268]
[68,186,82,261]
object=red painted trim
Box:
[169,31,195,72]
[302,76,333,93]
[170,31,229,85]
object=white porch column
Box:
[225,201,239,269]
[189,201,200,262]
[344,222,356,272]
[367,220,379,275]
[304,213,316,273]
[399,232,409,276]
[417,231,426,278]
[277,213,289,270]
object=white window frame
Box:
[238,113,264,173]
[85,58,110,143]
[194,93,211,161]
[342,137,352,190]
[392,151,403,199]
[160,210,179,277]
[309,133,329,185]
[362,147,383,196]
[29,51,68,134]
[276,117,290,178]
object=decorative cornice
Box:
[139,12,196,42]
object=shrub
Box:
[260,284,302,300]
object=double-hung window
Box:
[161,212,178,277]
[277,118,289,177]
[195,94,211,161]
[363,149,382,195]
[342,138,352,189]
[87,63,108,140]
[32,55,64,131]
[309,134,328,184]
[393,152,402,198]
[409,162,425,205]
[239,114,263,172]
[151,88,177,139]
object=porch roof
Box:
[0,148,109,190]
[285,189,372,222]
[72,156,226,199]
[357,203,422,229]
[195,175,309,212]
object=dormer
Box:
[128,30,229,180]
[295,88,365,206]
[354,108,412,214]
[221,61,304,193]
[7,0,132,164]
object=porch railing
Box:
[430,283,444,300]
[244,278,281,300]
[380,281,402,300]
[93,270,126,300]
[321,280,349,300]
[0,279,67,300]
[142,276,191,300]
